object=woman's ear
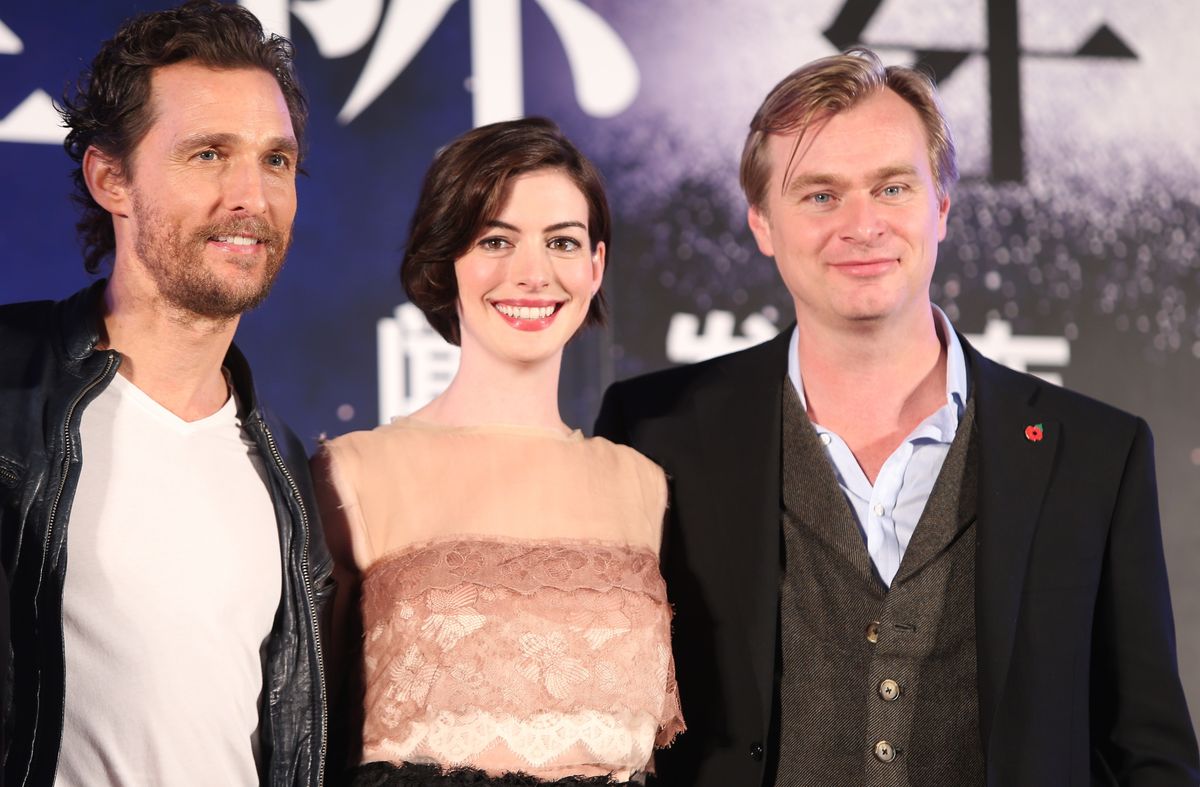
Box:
[591,241,606,296]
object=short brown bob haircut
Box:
[740,47,958,211]
[60,0,308,274]
[401,117,611,346]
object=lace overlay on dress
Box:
[360,538,684,779]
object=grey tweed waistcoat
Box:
[775,379,985,787]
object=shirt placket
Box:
[869,443,910,586]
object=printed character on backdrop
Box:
[313,117,683,787]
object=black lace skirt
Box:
[345,761,640,787]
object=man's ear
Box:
[747,204,775,257]
[82,146,130,217]
[936,192,951,242]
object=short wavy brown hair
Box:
[401,117,611,346]
[60,0,308,273]
[740,47,957,210]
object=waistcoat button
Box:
[878,679,901,701]
[866,620,880,643]
[873,740,897,763]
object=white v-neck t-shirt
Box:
[56,371,283,787]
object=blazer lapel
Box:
[691,329,791,731]
[967,336,1061,750]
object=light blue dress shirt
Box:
[787,306,969,587]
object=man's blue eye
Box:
[197,150,217,161]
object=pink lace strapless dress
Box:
[314,419,684,783]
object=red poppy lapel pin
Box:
[1024,423,1044,442]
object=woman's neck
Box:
[411,344,570,435]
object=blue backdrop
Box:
[3,0,1198,727]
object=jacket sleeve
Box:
[309,442,368,768]
[594,381,631,446]
[1091,417,1199,784]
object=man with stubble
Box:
[0,3,332,784]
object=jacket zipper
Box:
[0,463,18,487]
[259,419,327,787]
[24,352,116,787]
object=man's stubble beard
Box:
[131,191,291,321]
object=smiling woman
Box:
[312,118,684,786]
[452,168,603,366]
[400,117,610,348]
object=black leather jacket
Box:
[0,281,333,786]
